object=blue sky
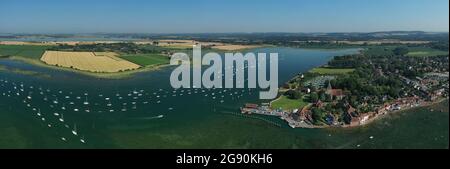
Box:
[0,0,448,33]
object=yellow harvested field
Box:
[41,51,141,73]
[211,44,261,51]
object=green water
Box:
[0,47,448,149]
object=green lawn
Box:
[120,53,169,66]
[406,47,448,57]
[309,67,355,75]
[271,95,308,111]
[0,45,50,59]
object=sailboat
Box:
[71,124,78,136]
[83,96,89,105]
[80,136,86,143]
[59,114,64,122]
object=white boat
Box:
[59,114,64,122]
[71,124,78,136]
[80,136,86,143]
[54,112,59,116]
[37,109,41,116]
[83,96,89,105]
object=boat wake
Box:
[136,115,164,120]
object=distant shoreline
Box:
[5,55,171,79]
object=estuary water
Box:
[0,47,448,149]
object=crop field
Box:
[40,51,141,73]
[406,47,449,57]
[211,44,261,51]
[309,67,355,75]
[119,53,169,66]
[0,45,50,59]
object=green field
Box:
[309,67,355,75]
[406,47,449,57]
[0,45,50,59]
[271,95,308,111]
[120,53,169,66]
[363,45,397,56]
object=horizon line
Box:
[1,30,449,35]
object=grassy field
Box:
[41,51,141,73]
[271,95,308,111]
[0,45,50,59]
[363,45,397,56]
[120,53,169,67]
[406,47,448,57]
[309,67,355,75]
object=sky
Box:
[0,0,448,33]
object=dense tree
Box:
[310,93,319,103]
[393,47,409,56]
[284,90,301,99]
